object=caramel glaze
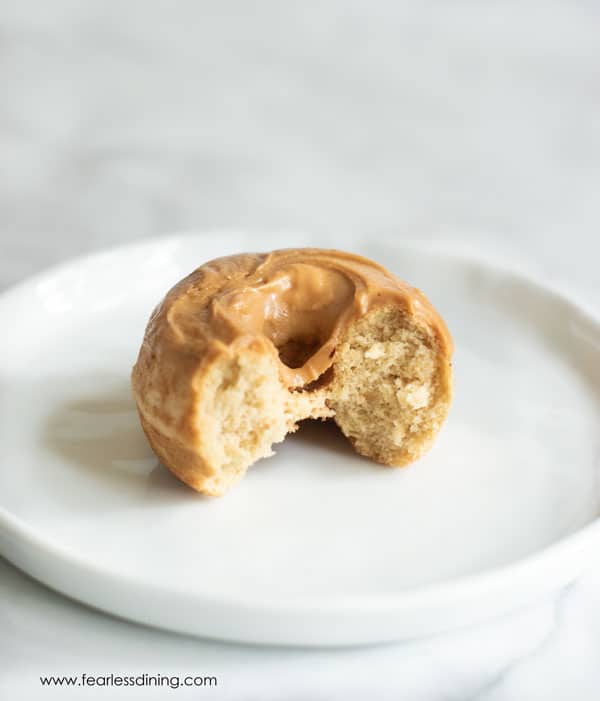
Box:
[159,248,453,389]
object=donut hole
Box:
[265,304,342,372]
[260,263,353,364]
[276,337,322,369]
[297,366,334,392]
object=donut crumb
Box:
[329,306,451,466]
[195,305,451,494]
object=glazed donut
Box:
[131,248,453,496]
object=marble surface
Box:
[1,1,600,698]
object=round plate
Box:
[1,232,600,646]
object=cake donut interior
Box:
[131,248,453,496]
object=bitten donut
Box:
[131,248,453,496]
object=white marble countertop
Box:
[2,1,600,698]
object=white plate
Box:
[1,232,600,646]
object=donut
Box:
[131,248,453,496]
